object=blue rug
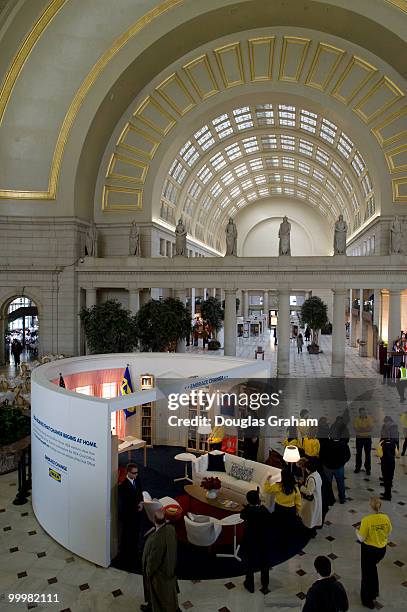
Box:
[114,446,311,579]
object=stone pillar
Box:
[237,290,242,316]
[331,289,346,377]
[191,288,196,319]
[243,291,249,318]
[359,289,368,357]
[128,289,140,315]
[388,288,402,347]
[85,288,97,309]
[212,288,217,298]
[175,289,187,353]
[263,291,269,321]
[349,289,356,347]
[224,289,237,356]
[277,289,290,375]
[140,289,151,307]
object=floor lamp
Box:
[283,445,300,473]
[197,423,212,452]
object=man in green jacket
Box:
[141,510,179,612]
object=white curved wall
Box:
[237,199,332,256]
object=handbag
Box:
[301,476,315,502]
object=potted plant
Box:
[200,297,224,350]
[134,297,191,352]
[80,299,138,353]
[200,476,222,499]
[0,406,31,475]
[300,296,328,354]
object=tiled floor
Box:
[1,339,406,611]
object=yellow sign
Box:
[49,468,61,482]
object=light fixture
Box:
[283,445,300,464]
[197,423,212,435]
[140,374,154,390]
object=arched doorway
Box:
[3,296,39,367]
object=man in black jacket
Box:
[118,463,144,567]
[303,556,349,612]
[240,489,272,594]
[320,437,351,504]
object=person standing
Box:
[319,437,350,504]
[401,410,407,455]
[141,510,179,612]
[118,463,143,567]
[356,497,392,609]
[300,458,322,537]
[240,489,272,594]
[377,437,397,501]
[304,327,311,343]
[11,339,23,366]
[353,408,373,476]
[264,465,301,522]
[297,333,304,354]
[302,556,349,612]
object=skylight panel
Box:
[247,191,257,200]
[249,157,263,170]
[209,152,226,171]
[316,148,329,166]
[235,162,248,177]
[255,104,275,125]
[188,181,202,198]
[330,161,342,179]
[313,168,324,182]
[225,142,242,160]
[299,139,313,156]
[197,165,212,184]
[337,133,354,159]
[299,161,311,174]
[254,175,267,184]
[242,136,259,153]
[221,171,234,186]
[278,104,296,126]
[261,135,277,149]
[351,151,365,177]
[300,109,317,133]
[281,135,295,150]
[282,157,295,168]
[320,118,337,144]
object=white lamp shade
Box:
[197,423,212,434]
[283,445,301,463]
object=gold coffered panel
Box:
[385,143,407,173]
[279,36,311,83]
[213,42,245,88]
[305,43,345,92]
[182,54,219,100]
[106,154,148,184]
[248,37,275,82]
[102,186,143,212]
[392,177,407,201]
[331,56,377,105]
[353,76,404,124]
[118,124,160,160]
[155,73,196,116]
[372,106,407,147]
[133,96,176,136]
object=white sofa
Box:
[192,452,281,510]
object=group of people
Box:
[191,317,212,348]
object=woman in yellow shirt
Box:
[264,466,301,519]
[356,497,392,609]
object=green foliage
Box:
[0,407,30,446]
[80,299,138,354]
[134,297,191,352]
[300,296,328,345]
[221,298,240,312]
[200,297,224,338]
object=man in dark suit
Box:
[240,489,272,594]
[118,462,143,567]
[302,556,349,611]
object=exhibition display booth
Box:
[31,354,269,567]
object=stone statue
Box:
[225,218,238,256]
[85,221,98,257]
[175,218,187,257]
[333,214,347,255]
[278,216,291,256]
[129,220,140,256]
[389,216,404,254]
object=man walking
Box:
[353,408,373,476]
[141,510,179,612]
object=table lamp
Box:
[283,445,300,471]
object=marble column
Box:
[331,289,346,377]
[191,288,196,319]
[237,290,242,316]
[359,289,368,357]
[174,289,187,353]
[349,289,357,347]
[128,289,140,315]
[263,291,269,323]
[212,288,217,298]
[224,289,237,356]
[243,290,249,318]
[388,288,402,347]
[277,289,290,375]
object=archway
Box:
[1,296,39,367]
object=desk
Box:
[118,436,147,467]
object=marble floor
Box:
[1,338,406,611]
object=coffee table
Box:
[184,484,243,513]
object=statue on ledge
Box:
[129,221,141,256]
[85,221,98,257]
[389,216,404,254]
[333,214,347,255]
[175,218,187,257]
[225,218,238,256]
[278,216,291,255]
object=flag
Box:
[59,373,65,388]
[120,366,136,419]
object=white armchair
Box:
[142,491,180,524]
[184,513,222,547]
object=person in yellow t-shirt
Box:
[353,407,374,476]
[302,437,320,458]
[264,466,301,519]
[356,497,392,609]
[400,411,407,456]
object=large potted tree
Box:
[201,296,224,350]
[134,297,191,351]
[300,296,328,354]
[0,407,31,474]
[80,299,138,353]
